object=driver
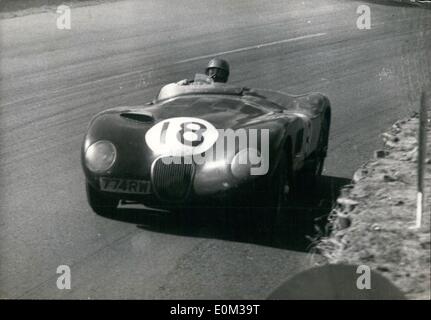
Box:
[156,58,230,100]
[176,58,230,85]
[204,58,230,83]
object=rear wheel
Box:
[86,182,119,217]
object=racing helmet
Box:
[205,58,230,83]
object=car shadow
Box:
[108,175,351,252]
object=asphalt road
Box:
[0,0,430,299]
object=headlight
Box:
[230,148,260,179]
[85,140,117,173]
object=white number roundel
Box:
[145,117,219,156]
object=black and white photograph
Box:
[0,0,430,306]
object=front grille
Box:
[151,157,194,201]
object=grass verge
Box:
[316,104,431,300]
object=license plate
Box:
[99,178,151,194]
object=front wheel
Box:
[86,182,119,217]
[242,152,288,240]
[298,117,329,189]
[299,155,325,187]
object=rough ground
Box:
[366,0,431,9]
[397,0,431,9]
[317,100,431,300]
[1,0,430,20]
[0,0,120,19]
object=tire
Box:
[242,151,288,241]
[298,117,329,189]
[301,155,324,184]
[86,182,119,217]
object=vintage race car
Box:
[81,74,331,226]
